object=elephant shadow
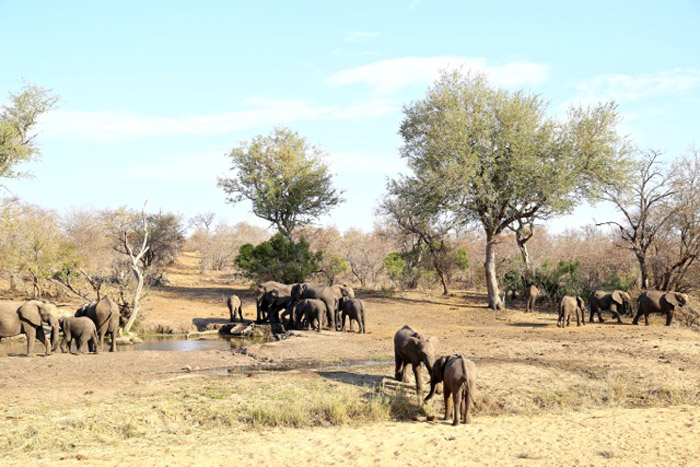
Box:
[507,322,550,328]
[317,370,385,389]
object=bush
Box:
[235,233,321,283]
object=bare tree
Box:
[597,150,677,288]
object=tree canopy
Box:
[0,83,58,182]
[218,127,344,239]
[395,69,630,309]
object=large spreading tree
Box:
[395,70,629,309]
[218,127,343,281]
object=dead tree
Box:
[119,210,149,334]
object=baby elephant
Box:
[339,297,366,333]
[425,354,477,425]
[558,296,586,327]
[227,294,243,322]
[60,317,100,354]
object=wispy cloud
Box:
[567,68,700,106]
[39,97,399,142]
[344,31,379,43]
[325,56,550,95]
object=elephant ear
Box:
[611,291,623,306]
[18,303,42,327]
[402,336,421,355]
[577,297,585,310]
[431,357,448,383]
[663,293,679,307]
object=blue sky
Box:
[1,0,698,233]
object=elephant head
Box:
[19,300,60,352]
[402,335,437,375]
[425,356,449,401]
[290,283,306,301]
[612,290,633,316]
[662,292,688,309]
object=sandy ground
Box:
[1,252,699,466]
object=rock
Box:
[183,365,192,373]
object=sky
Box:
[1,0,699,234]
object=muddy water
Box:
[0,335,265,355]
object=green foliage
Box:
[536,259,584,300]
[384,252,406,282]
[218,127,343,238]
[235,233,321,283]
[319,253,349,285]
[0,83,58,182]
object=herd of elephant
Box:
[227,281,367,333]
[0,297,120,356]
[525,286,691,327]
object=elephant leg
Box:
[110,329,117,352]
[632,308,642,325]
[575,310,580,327]
[452,387,462,426]
[644,313,649,326]
[395,357,404,381]
[36,326,51,355]
[589,308,595,323]
[666,311,673,326]
[443,388,451,420]
[413,364,424,403]
[597,310,605,323]
[23,326,36,356]
[60,336,69,353]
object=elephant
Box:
[256,281,294,323]
[60,317,99,354]
[526,285,540,312]
[558,296,586,327]
[589,290,633,324]
[294,298,326,332]
[227,294,243,322]
[291,283,337,331]
[331,283,356,330]
[0,300,60,356]
[425,354,477,425]
[339,296,365,333]
[633,291,690,326]
[75,296,120,352]
[394,325,437,403]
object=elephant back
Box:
[0,302,23,337]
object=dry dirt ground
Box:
[1,252,699,466]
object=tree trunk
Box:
[517,240,535,280]
[123,266,144,334]
[637,252,649,289]
[484,234,503,310]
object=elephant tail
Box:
[460,356,477,409]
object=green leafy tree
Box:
[397,70,630,309]
[218,127,344,240]
[235,233,321,283]
[0,83,58,182]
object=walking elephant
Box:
[558,296,586,327]
[589,290,632,324]
[227,294,243,322]
[633,291,689,326]
[394,325,438,403]
[339,296,365,333]
[425,354,477,425]
[291,283,337,331]
[60,317,99,354]
[526,285,540,313]
[0,300,60,356]
[75,296,120,352]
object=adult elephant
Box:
[291,283,338,331]
[256,281,294,323]
[394,325,437,403]
[76,296,120,352]
[589,290,632,324]
[633,291,689,326]
[0,300,60,356]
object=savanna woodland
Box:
[2,65,699,466]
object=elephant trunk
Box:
[49,315,60,352]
